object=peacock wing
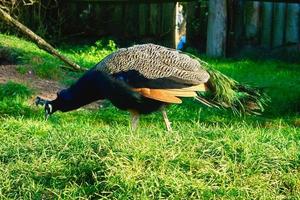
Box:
[95,43,210,85]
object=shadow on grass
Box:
[1,97,298,131]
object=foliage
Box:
[0,0,55,39]
[61,39,117,68]
[0,0,39,12]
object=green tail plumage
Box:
[185,52,270,115]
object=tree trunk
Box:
[285,4,300,44]
[0,7,85,72]
[261,2,273,48]
[206,0,227,57]
[272,3,286,47]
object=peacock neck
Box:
[51,70,109,113]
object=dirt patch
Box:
[0,65,61,100]
[0,65,102,110]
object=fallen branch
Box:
[0,7,86,72]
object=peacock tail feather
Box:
[184,52,270,115]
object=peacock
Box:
[36,44,268,131]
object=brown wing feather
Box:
[133,88,182,104]
[133,83,208,104]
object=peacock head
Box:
[35,96,56,120]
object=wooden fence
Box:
[187,1,300,56]
[1,1,300,56]
[58,1,176,47]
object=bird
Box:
[36,43,267,131]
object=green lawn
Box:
[0,34,299,199]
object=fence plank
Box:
[150,3,160,35]
[261,2,273,48]
[138,3,148,36]
[285,4,300,43]
[161,2,176,47]
[244,1,260,42]
[123,4,139,37]
[108,4,124,37]
[272,3,286,47]
[227,0,244,55]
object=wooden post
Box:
[186,2,198,47]
[244,1,260,42]
[186,2,208,52]
[124,4,139,38]
[261,2,273,48]
[161,2,176,48]
[233,0,245,42]
[272,3,286,47]
[206,0,227,57]
[109,4,123,37]
[138,3,148,36]
[285,3,300,43]
[150,3,159,36]
[228,0,245,55]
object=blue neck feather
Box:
[50,70,109,113]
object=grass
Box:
[0,34,115,80]
[0,33,300,199]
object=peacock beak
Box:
[44,103,53,121]
[45,109,50,120]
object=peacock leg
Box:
[130,111,140,131]
[161,106,172,131]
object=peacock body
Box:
[36,44,268,130]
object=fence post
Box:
[244,2,260,44]
[261,2,273,48]
[286,4,300,44]
[272,3,286,47]
[206,0,227,57]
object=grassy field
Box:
[0,34,300,199]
